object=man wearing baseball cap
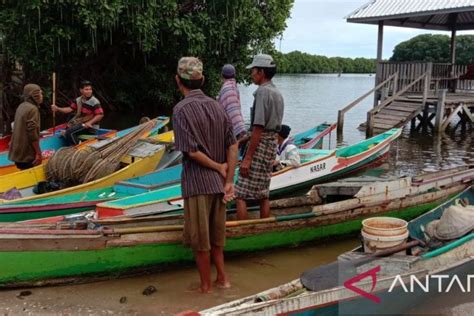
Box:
[173,57,238,293]
[235,53,284,220]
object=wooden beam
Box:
[373,21,384,108]
[400,17,410,26]
[441,104,463,131]
[462,104,474,123]
[435,89,446,133]
[422,15,435,27]
[376,21,384,62]
[449,13,458,92]
[450,29,457,66]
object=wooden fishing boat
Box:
[293,122,336,149]
[0,123,334,221]
[0,120,169,205]
[0,149,181,222]
[97,128,402,217]
[0,123,67,152]
[200,186,474,316]
[0,117,169,194]
[0,125,114,176]
[0,168,471,288]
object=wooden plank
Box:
[378,109,412,117]
[385,106,418,113]
[374,120,403,128]
[373,117,402,125]
[375,114,404,122]
[374,122,397,129]
[387,103,421,110]
[391,101,423,107]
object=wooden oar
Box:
[52,72,56,134]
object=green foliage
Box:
[0,0,294,111]
[391,34,474,64]
[274,51,376,74]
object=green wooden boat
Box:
[0,169,471,288]
[201,186,474,316]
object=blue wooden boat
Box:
[201,186,474,315]
[293,122,336,149]
[0,126,113,175]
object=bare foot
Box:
[186,283,213,294]
[214,280,231,289]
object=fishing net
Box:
[45,119,158,186]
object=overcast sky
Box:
[278,0,472,59]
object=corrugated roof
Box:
[346,0,474,30]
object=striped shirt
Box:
[173,89,236,198]
[217,79,246,137]
[71,96,104,116]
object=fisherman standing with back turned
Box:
[173,57,238,293]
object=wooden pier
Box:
[344,2,474,139]
[337,62,474,138]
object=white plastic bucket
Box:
[361,229,409,254]
[362,217,408,236]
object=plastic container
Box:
[362,217,408,236]
[361,229,409,254]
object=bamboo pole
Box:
[52,72,56,134]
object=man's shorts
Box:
[183,194,226,251]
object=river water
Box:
[2,74,472,315]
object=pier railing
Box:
[337,72,398,138]
[378,62,474,93]
[367,72,429,137]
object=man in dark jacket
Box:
[8,84,43,170]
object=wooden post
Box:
[337,109,344,138]
[366,111,374,138]
[393,72,399,95]
[450,29,457,92]
[381,87,388,101]
[434,89,446,133]
[373,21,384,108]
[450,30,457,70]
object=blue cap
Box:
[222,64,236,78]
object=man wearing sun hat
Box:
[173,57,238,293]
[235,53,285,220]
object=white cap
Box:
[246,54,276,69]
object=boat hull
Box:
[0,186,467,288]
